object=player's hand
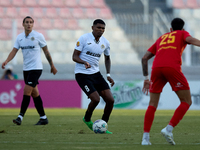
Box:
[107,76,115,87]
[51,65,57,75]
[1,61,7,69]
[84,62,91,69]
[142,79,150,95]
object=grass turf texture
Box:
[0,109,200,150]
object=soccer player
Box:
[141,18,200,145]
[72,19,115,134]
[1,16,57,125]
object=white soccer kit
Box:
[74,32,110,74]
[14,30,47,71]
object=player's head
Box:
[23,16,34,32]
[92,19,106,39]
[171,18,185,31]
[93,19,106,26]
[23,16,34,24]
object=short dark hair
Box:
[171,18,184,31]
[6,69,12,75]
[23,16,34,24]
[93,19,106,26]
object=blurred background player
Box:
[1,16,57,125]
[1,65,18,80]
[141,17,200,145]
[72,19,115,134]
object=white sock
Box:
[40,115,47,119]
[142,132,150,140]
[166,125,173,133]
[18,115,23,121]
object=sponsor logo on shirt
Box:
[76,41,80,47]
[175,82,183,88]
[21,46,35,49]
[86,51,100,57]
[28,82,32,84]
[87,43,92,45]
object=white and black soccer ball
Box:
[93,119,108,134]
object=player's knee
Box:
[109,98,114,105]
[92,98,100,105]
[105,98,114,105]
[180,98,192,106]
[23,87,32,96]
[187,99,192,106]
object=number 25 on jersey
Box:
[159,31,176,46]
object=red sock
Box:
[144,105,156,132]
[169,102,190,127]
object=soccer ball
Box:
[93,119,108,134]
[93,119,108,133]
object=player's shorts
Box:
[150,67,190,93]
[23,70,42,87]
[75,72,110,96]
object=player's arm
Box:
[72,49,91,69]
[185,36,200,46]
[142,51,154,77]
[1,48,18,69]
[42,45,57,75]
[104,55,115,87]
[141,51,154,95]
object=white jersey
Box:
[14,30,47,71]
[74,32,110,74]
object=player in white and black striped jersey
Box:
[1,16,57,125]
[72,19,115,134]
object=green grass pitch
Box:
[0,109,200,150]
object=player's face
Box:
[23,18,34,32]
[92,23,105,38]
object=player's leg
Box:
[142,67,166,145]
[161,90,191,146]
[94,72,114,134]
[161,90,191,143]
[142,92,160,145]
[161,68,191,145]
[75,73,99,131]
[13,70,35,125]
[85,91,100,122]
[99,89,114,123]
[13,84,33,125]
[170,90,192,127]
[32,85,48,125]
[99,89,114,134]
[21,84,33,115]
[82,91,101,131]
[92,72,113,123]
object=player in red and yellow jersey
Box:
[141,18,200,145]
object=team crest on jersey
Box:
[31,37,35,41]
[101,44,105,49]
[76,41,80,47]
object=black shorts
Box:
[75,72,110,96]
[23,70,42,87]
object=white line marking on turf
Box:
[1,141,200,145]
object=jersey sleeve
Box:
[38,33,47,48]
[183,30,191,41]
[13,35,20,49]
[104,41,110,56]
[147,42,157,55]
[74,35,85,51]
